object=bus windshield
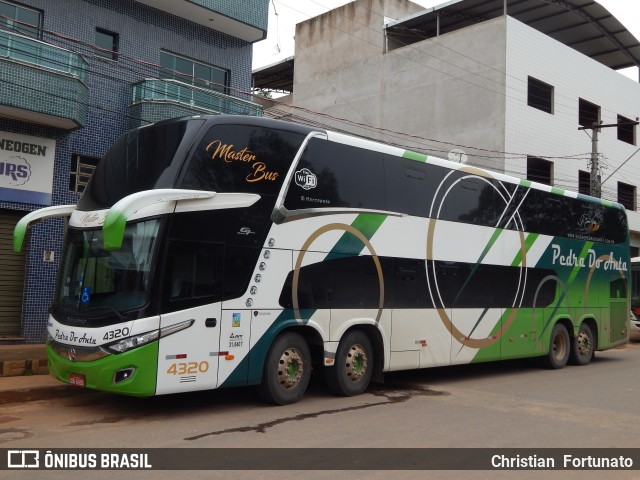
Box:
[53,219,161,324]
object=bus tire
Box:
[543,323,570,369]
[257,332,311,405]
[569,323,594,366]
[325,330,373,396]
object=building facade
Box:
[0,0,268,342]
[255,0,640,251]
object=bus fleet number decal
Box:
[103,327,130,341]
[166,361,209,375]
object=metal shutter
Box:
[0,210,25,337]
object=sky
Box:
[252,0,640,81]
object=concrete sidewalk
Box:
[0,344,82,404]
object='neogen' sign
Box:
[0,131,56,205]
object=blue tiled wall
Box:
[0,0,254,343]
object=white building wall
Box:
[291,0,508,171]
[504,16,640,242]
[281,3,640,245]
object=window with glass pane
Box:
[618,181,636,211]
[0,0,41,37]
[95,28,118,60]
[69,154,100,193]
[160,51,228,94]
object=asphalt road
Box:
[2,338,640,480]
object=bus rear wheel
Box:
[569,323,594,366]
[543,323,570,369]
[325,330,373,396]
[257,332,311,405]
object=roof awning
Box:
[252,56,295,92]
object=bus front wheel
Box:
[325,330,373,396]
[569,323,594,366]
[543,323,570,369]
[257,332,311,405]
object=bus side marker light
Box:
[225,355,235,361]
[165,354,187,360]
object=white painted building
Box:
[253,0,640,251]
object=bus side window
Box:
[169,255,192,299]
[161,241,223,312]
[610,278,627,299]
[284,138,386,212]
[222,246,257,301]
[384,156,444,217]
[437,175,498,228]
[539,193,573,237]
[602,207,628,244]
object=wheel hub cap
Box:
[278,348,304,389]
[577,332,592,356]
[553,333,567,359]
[345,344,368,382]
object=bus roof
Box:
[150,115,627,212]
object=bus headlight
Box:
[106,319,194,354]
[107,330,159,353]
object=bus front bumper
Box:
[46,341,159,397]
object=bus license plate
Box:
[69,373,85,387]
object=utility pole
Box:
[578,118,639,198]
[589,122,600,197]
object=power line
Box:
[277,0,637,120]
[0,8,634,195]
[0,21,597,166]
[261,0,640,193]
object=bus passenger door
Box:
[609,277,629,343]
[156,304,221,394]
[155,240,224,395]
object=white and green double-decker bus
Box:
[15,115,630,405]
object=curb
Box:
[0,384,87,405]
[0,375,89,405]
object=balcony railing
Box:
[131,78,263,117]
[0,29,87,81]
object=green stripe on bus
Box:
[224,213,387,388]
[325,213,386,260]
[567,241,594,286]
[481,228,504,262]
[13,222,26,253]
[103,209,128,250]
[403,150,428,163]
[511,232,538,267]
[452,228,504,305]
